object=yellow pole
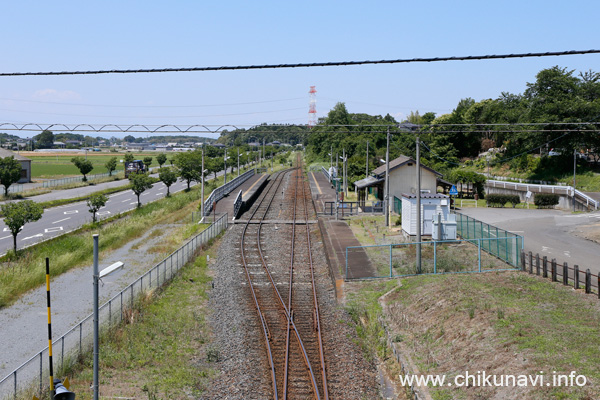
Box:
[46,258,55,399]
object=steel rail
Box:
[239,172,285,399]
[255,168,321,399]
[283,167,299,398]
[300,160,329,399]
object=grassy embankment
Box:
[0,172,224,308]
[347,273,600,399]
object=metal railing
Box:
[0,213,228,400]
[455,212,523,268]
[202,169,255,216]
[487,179,599,210]
[322,201,360,216]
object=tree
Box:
[36,130,54,149]
[158,167,178,196]
[87,193,108,223]
[143,156,153,169]
[1,200,43,254]
[105,156,117,176]
[156,153,167,168]
[130,173,153,208]
[173,151,201,190]
[71,156,94,181]
[124,152,135,163]
[0,156,22,196]
[123,135,136,143]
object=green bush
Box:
[486,194,521,208]
[534,193,559,208]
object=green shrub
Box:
[486,194,521,208]
[534,193,559,208]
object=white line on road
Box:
[64,210,78,215]
[0,235,11,240]
[130,202,138,205]
[22,233,43,241]
[45,226,63,233]
[156,192,164,196]
[53,217,71,224]
[121,198,132,203]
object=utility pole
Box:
[385,127,390,227]
[224,148,227,184]
[573,148,577,212]
[416,136,422,273]
[366,140,369,176]
[92,234,100,400]
[237,148,240,177]
[200,145,205,222]
[262,139,265,169]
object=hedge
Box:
[486,194,521,208]
[534,193,559,208]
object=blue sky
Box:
[1,1,599,139]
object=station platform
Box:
[309,170,377,300]
[212,173,268,220]
[307,170,338,213]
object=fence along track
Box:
[239,163,327,399]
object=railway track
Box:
[240,157,328,399]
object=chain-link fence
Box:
[455,212,523,267]
[0,213,228,400]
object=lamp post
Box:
[385,127,390,227]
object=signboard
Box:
[449,185,458,196]
[525,190,532,199]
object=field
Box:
[21,151,170,179]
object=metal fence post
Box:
[574,265,579,290]
[536,253,540,275]
[389,244,393,278]
[433,241,437,274]
[563,262,569,286]
[552,259,557,282]
[529,251,533,274]
[521,250,526,271]
[478,239,482,272]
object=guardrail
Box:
[0,213,228,400]
[202,169,255,216]
[321,166,330,181]
[486,180,598,210]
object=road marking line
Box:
[130,202,138,205]
[0,235,11,240]
[310,172,322,195]
[97,211,111,215]
[64,210,78,215]
[22,233,43,241]
[121,198,132,203]
[45,227,63,233]
[156,192,164,196]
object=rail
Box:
[0,214,228,400]
[487,179,599,210]
[203,169,255,216]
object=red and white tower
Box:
[308,86,317,127]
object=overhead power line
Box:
[1,50,599,77]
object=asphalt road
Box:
[458,207,600,274]
[0,167,238,255]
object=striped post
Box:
[45,258,55,399]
